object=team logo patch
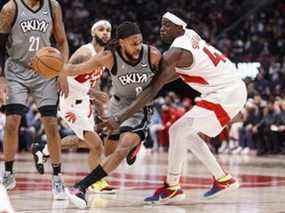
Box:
[20,19,50,33]
[118,73,152,86]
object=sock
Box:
[75,165,107,191]
[187,133,226,179]
[5,161,14,173]
[52,163,61,176]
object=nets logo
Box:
[118,73,151,86]
[20,19,49,33]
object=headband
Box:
[91,20,111,36]
[162,12,187,29]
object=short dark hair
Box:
[106,22,141,51]
[116,21,141,39]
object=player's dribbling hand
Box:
[101,116,120,132]
[88,88,109,103]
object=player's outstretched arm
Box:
[63,51,114,76]
[50,0,69,61]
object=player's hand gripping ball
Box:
[31,47,64,79]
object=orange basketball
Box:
[32,47,64,79]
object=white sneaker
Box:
[65,187,87,209]
[52,175,67,200]
[3,172,16,191]
[0,184,14,213]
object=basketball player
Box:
[0,0,69,200]
[0,183,14,212]
[58,19,115,193]
[60,22,161,209]
[33,21,114,193]
[101,10,247,204]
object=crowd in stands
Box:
[0,0,284,156]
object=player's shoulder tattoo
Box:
[0,1,16,33]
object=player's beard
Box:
[95,35,108,47]
[125,50,139,62]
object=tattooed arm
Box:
[0,1,16,104]
[63,50,114,76]
[0,0,16,76]
[102,47,193,130]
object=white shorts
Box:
[59,96,94,140]
[184,81,247,137]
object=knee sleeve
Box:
[38,105,57,117]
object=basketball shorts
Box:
[107,97,152,141]
[4,58,58,115]
[59,95,94,140]
[185,80,247,137]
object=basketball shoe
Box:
[89,179,116,194]
[203,174,240,199]
[32,143,45,174]
[144,183,186,204]
[126,143,142,165]
[2,171,16,191]
[0,184,14,213]
[52,175,67,200]
[65,186,87,209]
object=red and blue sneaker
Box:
[204,174,240,199]
[65,186,87,209]
[126,143,142,165]
[144,183,186,204]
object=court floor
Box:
[2,149,285,213]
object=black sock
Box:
[5,161,14,173]
[52,163,61,176]
[75,165,107,191]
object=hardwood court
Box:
[2,150,285,213]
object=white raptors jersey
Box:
[171,29,242,95]
[67,43,103,100]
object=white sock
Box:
[166,123,188,186]
[187,133,226,179]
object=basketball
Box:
[32,47,64,79]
